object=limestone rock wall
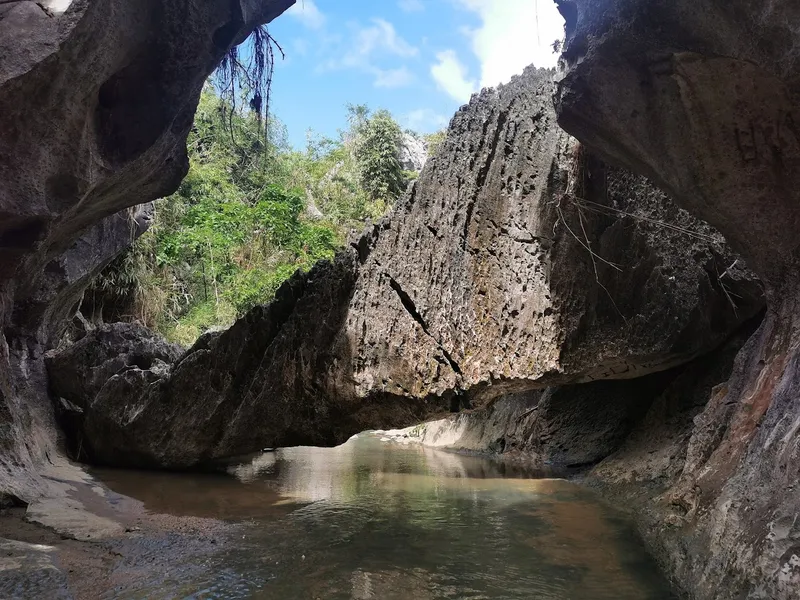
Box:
[47,67,762,469]
[315,68,762,406]
[0,0,295,502]
[555,0,800,597]
[398,132,428,172]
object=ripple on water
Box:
[94,435,677,600]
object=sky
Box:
[266,0,565,149]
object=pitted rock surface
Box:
[48,68,762,468]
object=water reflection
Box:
[95,434,675,599]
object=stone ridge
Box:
[346,67,762,403]
[47,66,762,468]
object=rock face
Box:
[385,372,678,469]
[48,67,763,469]
[389,316,758,469]
[554,0,800,597]
[0,0,295,502]
[397,132,428,172]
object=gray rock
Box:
[340,69,762,403]
[397,132,428,172]
[555,1,800,597]
[0,538,72,600]
[46,322,183,411]
[0,0,295,501]
[48,68,763,469]
[390,372,678,469]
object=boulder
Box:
[46,322,183,412]
[48,67,763,468]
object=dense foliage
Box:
[423,130,447,157]
[86,88,426,346]
[353,108,405,206]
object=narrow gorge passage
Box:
[2,0,797,599]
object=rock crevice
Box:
[47,67,763,471]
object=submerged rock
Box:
[48,67,763,468]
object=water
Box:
[95,435,675,600]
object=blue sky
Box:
[267,0,565,149]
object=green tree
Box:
[353,109,405,205]
[424,129,447,158]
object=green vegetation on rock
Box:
[87,88,419,346]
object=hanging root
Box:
[555,143,627,322]
[215,25,285,150]
[554,141,737,322]
[716,259,742,316]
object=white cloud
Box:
[286,0,326,30]
[454,0,565,87]
[358,18,419,60]
[374,67,415,88]
[431,50,477,102]
[398,0,425,13]
[322,18,419,88]
[404,108,449,133]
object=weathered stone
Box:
[397,131,428,172]
[554,0,800,597]
[384,372,676,469]
[0,538,71,600]
[48,67,762,469]
[46,322,183,412]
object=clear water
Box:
[95,435,675,600]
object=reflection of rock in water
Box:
[92,468,287,520]
[517,496,651,598]
[229,452,277,483]
[233,441,360,503]
[92,436,673,598]
[351,569,434,600]
[230,435,549,506]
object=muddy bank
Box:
[0,461,248,600]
